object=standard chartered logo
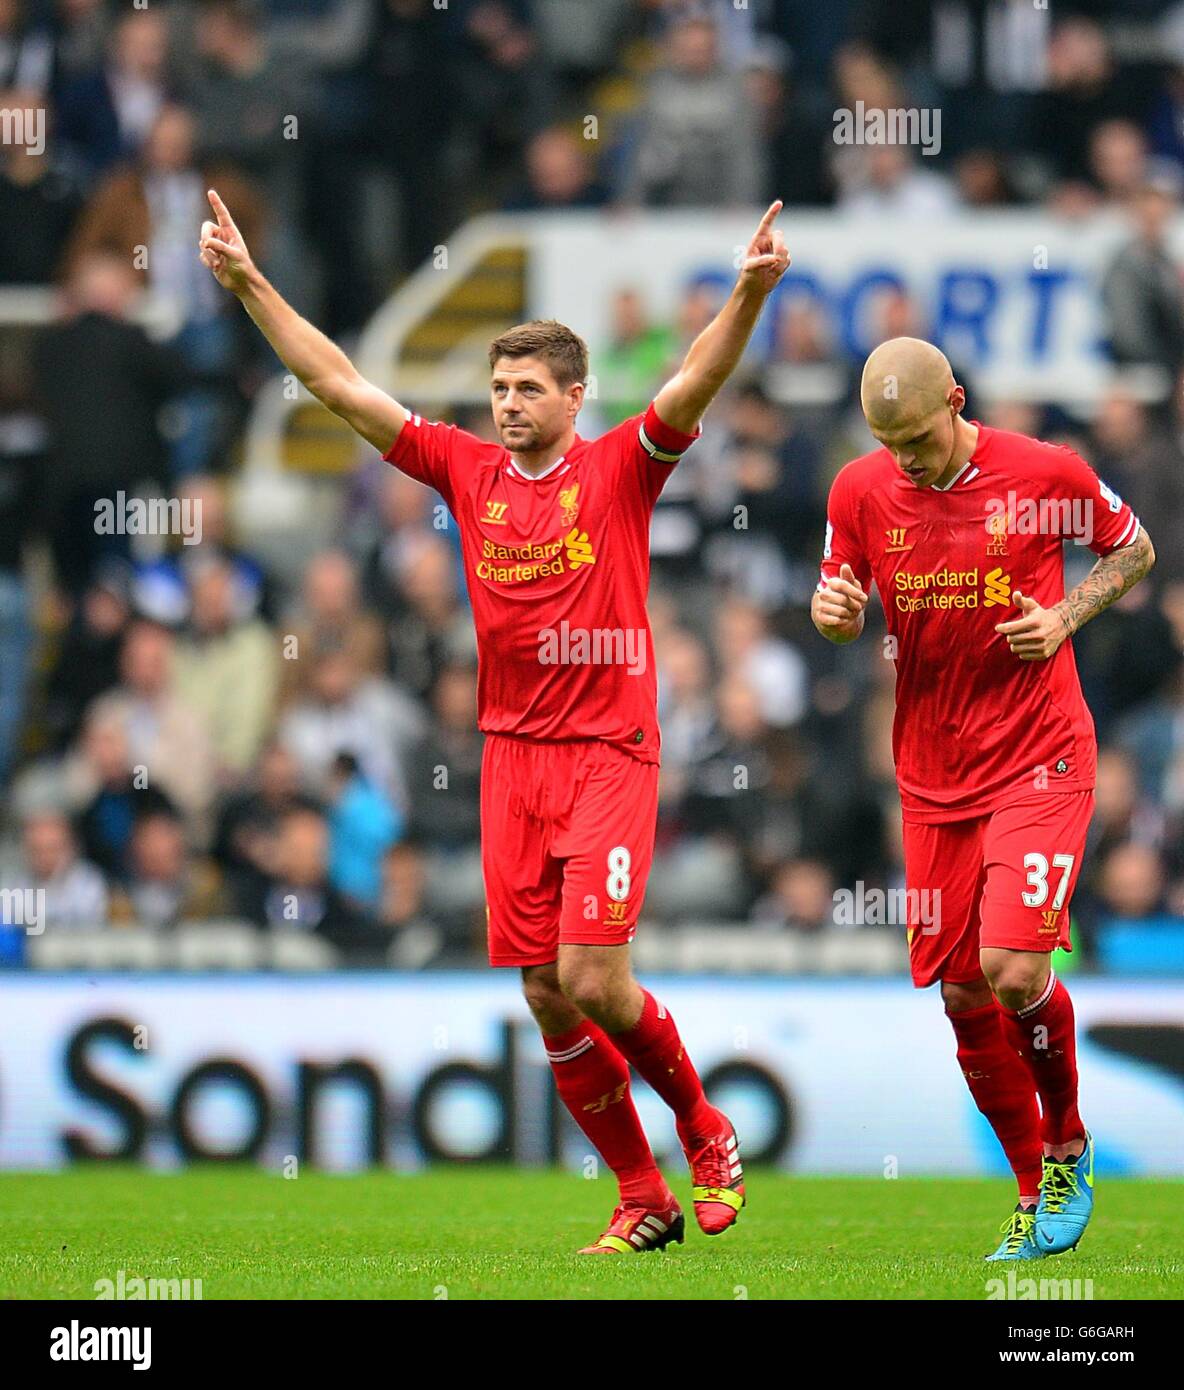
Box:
[894,566,1011,613]
[983,567,1011,606]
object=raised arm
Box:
[652,200,791,434]
[198,188,407,453]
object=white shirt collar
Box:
[507,454,567,480]
[932,457,975,491]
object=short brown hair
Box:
[487,319,588,389]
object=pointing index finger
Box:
[207,188,234,233]
[756,200,783,235]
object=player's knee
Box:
[983,956,1049,1011]
[521,968,575,1032]
[941,976,993,1014]
[556,960,613,1020]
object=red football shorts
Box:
[480,734,659,968]
[901,790,1095,989]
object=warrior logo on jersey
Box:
[483,500,509,526]
[885,527,912,553]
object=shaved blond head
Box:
[860,337,956,434]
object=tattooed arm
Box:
[1057,527,1157,635]
[994,527,1156,662]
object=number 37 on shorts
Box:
[901,790,1094,989]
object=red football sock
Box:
[948,1001,1043,1202]
[543,1020,666,1205]
[607,989,717,1142]
[999,973,1085,1148]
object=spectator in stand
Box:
[954,149,1020,208]
[0,317,43,787]
[278,636,424,809]
[750,857,835,932]
[743,35,831,207]
[713,598,808,730]
[174,556,279,784]
[1085,748,1166,885]
[598,288,677,423]
[376,838,445,965]
[449,0,556,211]
[55,7,175,179]
[356,467,451,624]
[655,628,716,813]
[213,739,316,917]
[620,13,760,208]
[67,711,179,879]
[405,663,482,851]
[43,560,132,754]
[1096,841,1167,923]
[279,549,387,705]
[836,143,958,220]
[1031,16,1150,188]
[1090,390,1184,584]
[680,674,772,853]
[1088,119,1150,208]
[63,102,265,477]
[709,382,823,573]
[326,751,402,911]
[385,533,476,701]
[52,0,112,88]
[188,0,310,188]
[0,86,84,285]
[83,620,216,838]
[14,809,108,929]
[109,805,226,927]
[502,125,609,212]
[0,0,54,97]
[33,252,186,595]
[133,474,274,627]
[248,803,385,957]
[1102,168,1184,384]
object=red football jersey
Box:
[819,423,1141,822]
[383,402,699,763]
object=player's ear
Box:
[948,382,966,416]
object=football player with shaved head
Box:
[814,336,1155,1261]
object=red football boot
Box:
[680,1109,745,1235]
[578,1195,685,1254]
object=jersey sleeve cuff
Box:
[639,402,702,463]
[381,411,423,464]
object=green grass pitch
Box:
[1,1167,1181,1300]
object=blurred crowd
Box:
[3,0,1184,964]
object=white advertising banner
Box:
[2,976,1181,1175]
[530,211,1181,405]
